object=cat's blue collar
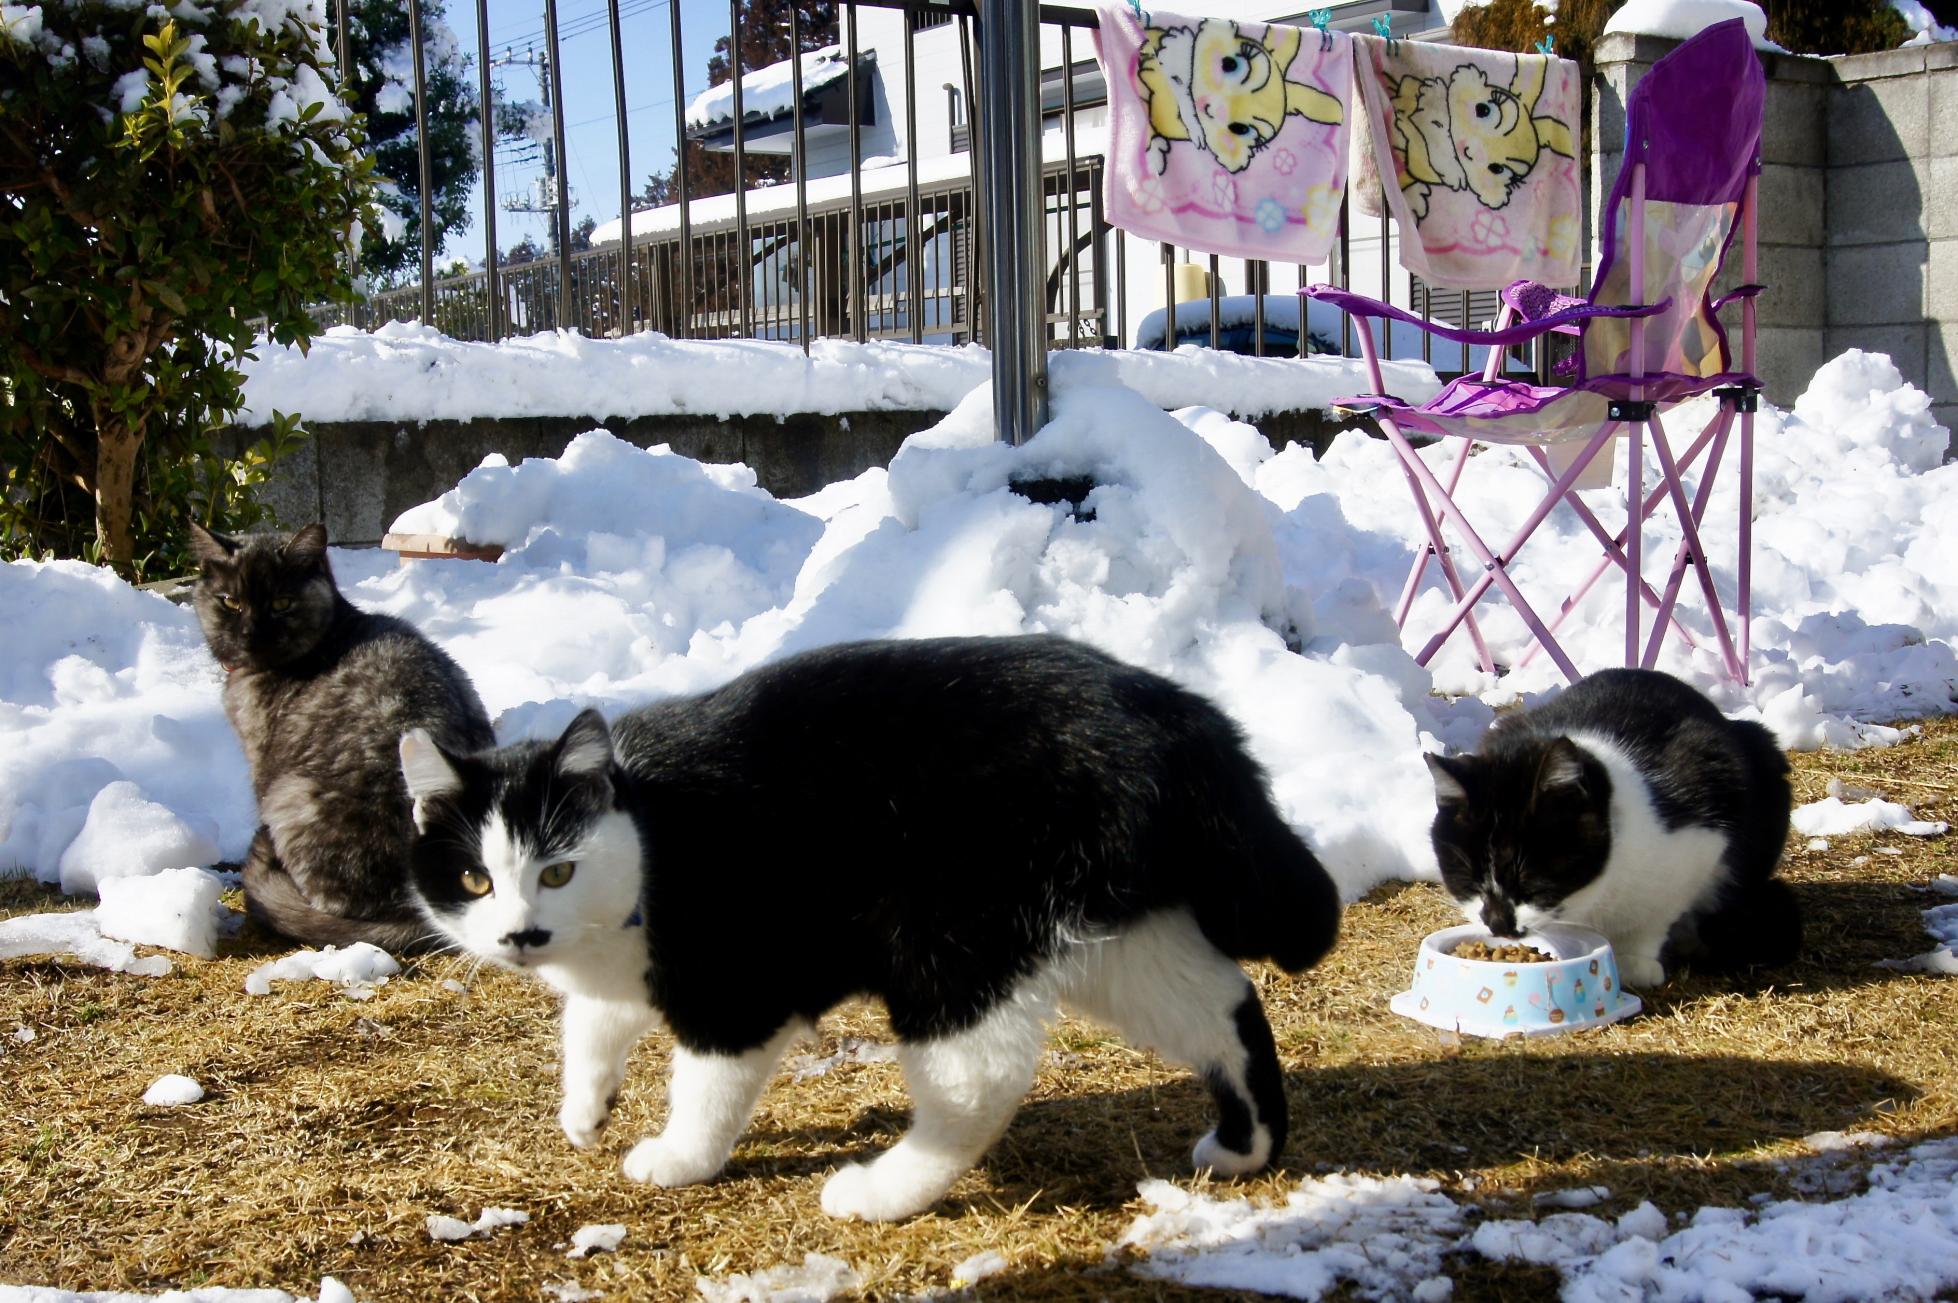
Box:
[624,907,643,929]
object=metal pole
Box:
[474,0,501,340]
[543,0,572,329]
[978,0,1046,442]
[957,13,986,344]
[848,2,865,343]
[408,0,435,325]
[608,0,632,335]
[1060,23,1080,349]
[789,1,811,351]
[335,0,349,86]
[668,0,693,335]
[730,0,751,337]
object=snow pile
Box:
[1120,1137,1958,1300]
[0,1281,362,1303]
[1120,1173,1466,1299]
[244,943,401,997]
[0,560,252,882]
[1475,1138,1958,1302]
[1793,793,1949,838]
[684,44,852,130]
[694,1252,860,1303]
[240,323,1434,427]
[1892,0,1958,44]
[96,867,231,959]
[785,1036,897,1083]
[949,1250,1008,1287]
[427,1207,530,1242]
[1877,877,1958,975]
[142,1073,206,1106]
[0,909,173,977]
[565,1223,626,1258]
[1601,0,1777,47]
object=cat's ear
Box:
[400,728,463,828]
[283,523,330,569]
[553,708,615,781]
[1535,738,1591,797]
[187,521,238,567]
[1426,753,1473,806]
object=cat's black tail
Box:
[243,837,436,955]
[1190,802,1343,976]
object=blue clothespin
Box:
[1371,14,1398,55]
[1126,0,1146,21]
[1535,33,1556,56]
[1309,8,1333,52]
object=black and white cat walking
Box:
[1426,667,1800,988]
[400,635,1340,1221]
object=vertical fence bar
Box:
[668,0,693,336]
[848,3,866,343]
[1207,254,1219,348]
[408,0,435,324]
[958,13,986,344]
[543,0,572,328]
[789,1,811,350]
[1161,242,1174,349]
[979,0,1046,442]
[1251,260,1265,356]
[1336,193,1351,356]
[1117,227,1128,346]
[607,0,631,336]
[473,0,500,340]
[1296,262,1308,357]
[1090,167,1110,345]
[903,11,923,344]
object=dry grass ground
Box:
[3,718,1956,1302]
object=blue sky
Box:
[443,0,742,261]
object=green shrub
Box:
[1,1,374,577]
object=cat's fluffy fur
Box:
[190,521,494,951]
[1427,667,1799,987]
[401,634,1340,1220]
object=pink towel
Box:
[1350,35,1582,290]
[1096,4,1351,265]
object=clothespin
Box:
[1309,8,1333,52]
[1125,0,1146,22]
[1371,14,1398,55]
[1534,33,1556,55]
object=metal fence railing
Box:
[309,1,1579,386]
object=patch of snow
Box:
[684,44,851,130]
[948,1250,1008,1287]
[694,1252,861,1303]
[1876,898,1958,975]
[0,909,173,977]
[1601,0,1777,48]
[141,1073,205,1106]
[56,780,221,895]
[566,1223,626,1258]
[785,1036,897,1083]
[244,943,401,997]
[427,1207,530,1242]
[1793,787,1948,837]
[12,1025,35,1043]
[1533,1185,1610,1209]
[96,866,230,959]
[1892,0,1957,44]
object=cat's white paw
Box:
[1618,953,1666,989]
[819,1160,943,1222]
[621,1135,723,1188]
[1193,1128,1270,1178]
[558,1095,611,1149]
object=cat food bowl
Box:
[1390,922,1641,1039]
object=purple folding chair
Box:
[1306,19,1766,685]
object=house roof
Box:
[682,44,856,133]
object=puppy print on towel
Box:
[1351,34,1581,289]
[1096,4,1351,265]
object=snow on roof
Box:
[683,44,853,133]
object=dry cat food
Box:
[1453,940,1555,964]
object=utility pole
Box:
[494,45,567,252]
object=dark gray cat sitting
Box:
[189,521,494,951]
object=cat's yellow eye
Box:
[459,868,493,897]
[539,861,576,889]
[217,594,241,612]
[270,596,294,614]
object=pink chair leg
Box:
[1643,409,1744,681]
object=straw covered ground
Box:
[3,718,1956,1302]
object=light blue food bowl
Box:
[1390,922,1642,1039]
